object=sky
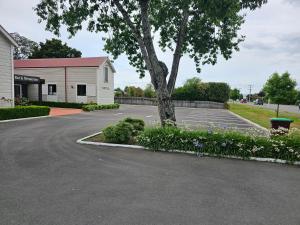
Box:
[0,0,299,94]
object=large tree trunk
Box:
[151,69,176,126]
[156,86,176,126]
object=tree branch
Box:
[112,0,152,73]
[167,8,190,93]
[139,0,162,75]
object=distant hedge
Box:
[30,101,86,109]
[172,82,230,103]
[0,106,50,121]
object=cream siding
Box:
[0,33,14,107]
[14,68,65,102]
[66,67,97,103]
[97,62,114,104]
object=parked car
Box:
[240,99,247,103]
[254,99,263,105]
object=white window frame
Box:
[76,83,87,97]
[47,83,57,96]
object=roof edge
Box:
[103,58,116,73]
[0,25,18,47]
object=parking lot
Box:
[0,105,298,225]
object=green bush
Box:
[103,121,134,144]
[207,82,231,103]
[123,117,145,135]
[0,106,50,120]
[137,127,300,162]
[172,79,230,103]
[30,101,85,109]
[82,103,120,111]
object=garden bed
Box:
[77,118,300,165]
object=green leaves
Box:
[35,0,267,77]
[263,72,298,105]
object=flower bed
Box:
[0,106,50,120]
[137,127,300,163]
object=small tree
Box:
[10,33,38,59]
[35,0,267,125]
[263,72,297,117]
[230,88,241,101]
[144,84,156,98]
[30,38,82,58]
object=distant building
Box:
[14,57,116,104]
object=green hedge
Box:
[172,82,230,103]
[137,127,300,162]
[82,103,120,112]
[30,101,86,109]
[0,106,50,121]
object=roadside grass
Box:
[229,103,300,129]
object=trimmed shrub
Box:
[0,106,50,120]
[123,117,145,135]
[103,121,134,144]
[30,101,85,109]
[207,82,230,103]
[137,127,300,162]
[172,81,230,103]
[82,103,120,111]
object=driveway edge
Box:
[77,132,300,165]
[0,115,50,123]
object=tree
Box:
[114,87,124,97]
[29,38,82,59]
[35,0,267,125]
[124,86,144,97]
[230,88,242,101]
[144,84,156,98]
[10,33,38,59]
[263,72,297,117]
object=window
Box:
[48,84,57,95]
[104,67,109,83]
[77,84,86,96]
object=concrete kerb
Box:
[77,131,300,166]
[0,115,51,123]
[228,110,269,133]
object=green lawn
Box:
[229,103,300,129]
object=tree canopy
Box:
[29,38,82,59]
[35,0,267,124]
[10,33,38,59]
[230,88,243,100]
[263,72,297,105]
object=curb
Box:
[0,115,50,123]
[228,110,269,133]
[77,132,300,166]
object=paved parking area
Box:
[107,105,265,134]
[0,105,298,225]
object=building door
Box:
[14,84,22,98]
[76,84,87,103]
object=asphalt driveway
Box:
[0,105,299,225]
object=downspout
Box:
[64,67,67,102]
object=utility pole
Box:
[248,85,252,102]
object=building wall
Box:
[0,33,14,107]
[14,67,66,102]
[66,67,97,103]
[97,62,114,104]
[15,67,101,103]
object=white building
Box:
[14,57,116,104]
[0,25,18,107]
